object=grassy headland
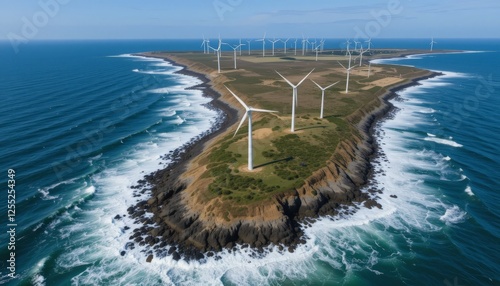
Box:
[128,48,441,259]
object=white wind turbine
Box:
[345,39,351,56]
[354,40,360,52]
[239,39,243,55]
[358,45,367,67]
[430,38,437,51]
[338,52,357,94]
[209,36,222,73]
[281,38,290,54]
[365,38,372,51]
[246,39,252,55]
[224,43,245,69]
[201,35,209,54]
[256,33,267,57]
[294,39,298,55]
[313,43,321,61]
[301,36,307,55]
[311,80,339,119]
[225,86,278,171]
[269,38,280,56]
[275,69,315,132]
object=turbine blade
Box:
[250,108,278,113]
[337,61,347,70]
[275,70,295,87]
[325,81,340,89]
[234,112,248,137]
[225,85,249,109]
[311,79,323,89]
[297,69,315,86]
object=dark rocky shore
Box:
[122,53,442,262]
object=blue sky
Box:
[1,0,499,40]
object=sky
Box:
[1,0,499,40]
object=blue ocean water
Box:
[0,39,499,285]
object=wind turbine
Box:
[209,36,222,73]
[275,69,315,132]
[269,38,280,56]
[345,39,351,56]
[311,80,339,119]
[365,38,372,51]
[338,52,357,94]
[246,39,252,55]
[201,35,209,54]
[224,43,245,69]
[354,41,360,52]
[313,44,321,61]
[256,33,267,57]
[294,39,298,56]
[301,35,307,55]
[239,39,243,55]
[430,38,437,51]
[358,45,367,67]
[225,86,278,171]
[281,38,290,54]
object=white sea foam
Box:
[31,274,46,286]
[424,137,463,147]
[465,185,474,196]
[38,189,59,200]
[440,205,467,225]
[443,156,451,161]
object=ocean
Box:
[0,39,498,285]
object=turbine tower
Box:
[246,39,252,55]
[275,69,315,132]
[294,39,298,56]
[338,52,357,94]
[256,33,267,57]
[311,80,339,119]
[225,86,278,171]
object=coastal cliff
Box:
[125,52,440,261]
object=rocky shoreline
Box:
[123,53,442,262]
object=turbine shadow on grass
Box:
[254,156,293,169]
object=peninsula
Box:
[124,48,442,261]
